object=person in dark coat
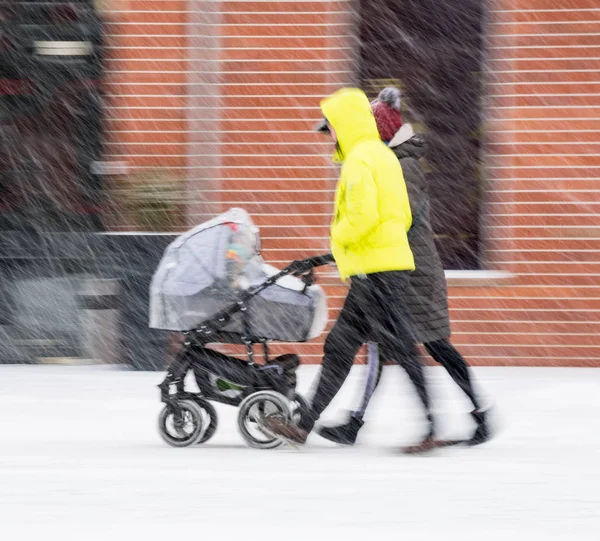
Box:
[318,87,492,447]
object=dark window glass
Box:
[0,1,104,233]
[359,0,485,270]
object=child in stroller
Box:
[150,209,332,449]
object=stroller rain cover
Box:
[149,208,328,342]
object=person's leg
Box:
[368,272,432,417]
[299,308,364,432]
[424,339,481,410]
[352,342,385,419]
[424,339,492,445]
[264,280,368,442]
[317,342,384,445]
[364,272,436,453]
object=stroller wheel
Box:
[291,393,310,426]
[191,397,218,444]
[237,391,293,449]
[158,399,205,447]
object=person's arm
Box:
[397,165,414,234]
[331,160,379,248]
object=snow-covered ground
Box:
[0,364,599,540]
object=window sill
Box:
[319,269,515,288]
[445,270,514,287]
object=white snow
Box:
[0,364,599,540]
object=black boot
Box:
[317,414,364,445]
[468,409,491,446]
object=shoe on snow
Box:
[435,438,471,448]
[399,436,439,455]
[318,415,364,445]
[467,408,492,446]
[399,419,439,454]
[262,416,309,445]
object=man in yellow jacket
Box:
[265,88,436,453]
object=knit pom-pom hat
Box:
[371,87,402,142]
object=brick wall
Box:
[467,0,600,366]
[196,0,355,362]
[100,0,189,227]
[101,0,600,366]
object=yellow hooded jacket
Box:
[322,88,415,280]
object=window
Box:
[0,1,104,233]
[359,0,485,270]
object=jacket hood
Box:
[388,123,427,160]
[320,88,381,163]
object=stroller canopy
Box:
[150,208,328,342]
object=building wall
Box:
[101,0,600,366]
[101,1,188,170]
[477,0,600,365]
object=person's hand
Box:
[288,254,335,276]
[288,259,314,276]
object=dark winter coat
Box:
[390,128,451,343]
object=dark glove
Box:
[288,258,315,276]
[288,254,335,276]
[309,253,335,267]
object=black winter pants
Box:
[352,338,481,420]
[424,339,481,410]
[299,271,432,432]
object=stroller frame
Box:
[157,255,331,448]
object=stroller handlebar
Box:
[285,253,335,275]
[302,253,335,269]
[250,253,333,293]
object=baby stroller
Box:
[150,209,331,449]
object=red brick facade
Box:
[101,0,600,366]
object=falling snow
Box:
[1,0,599,539]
